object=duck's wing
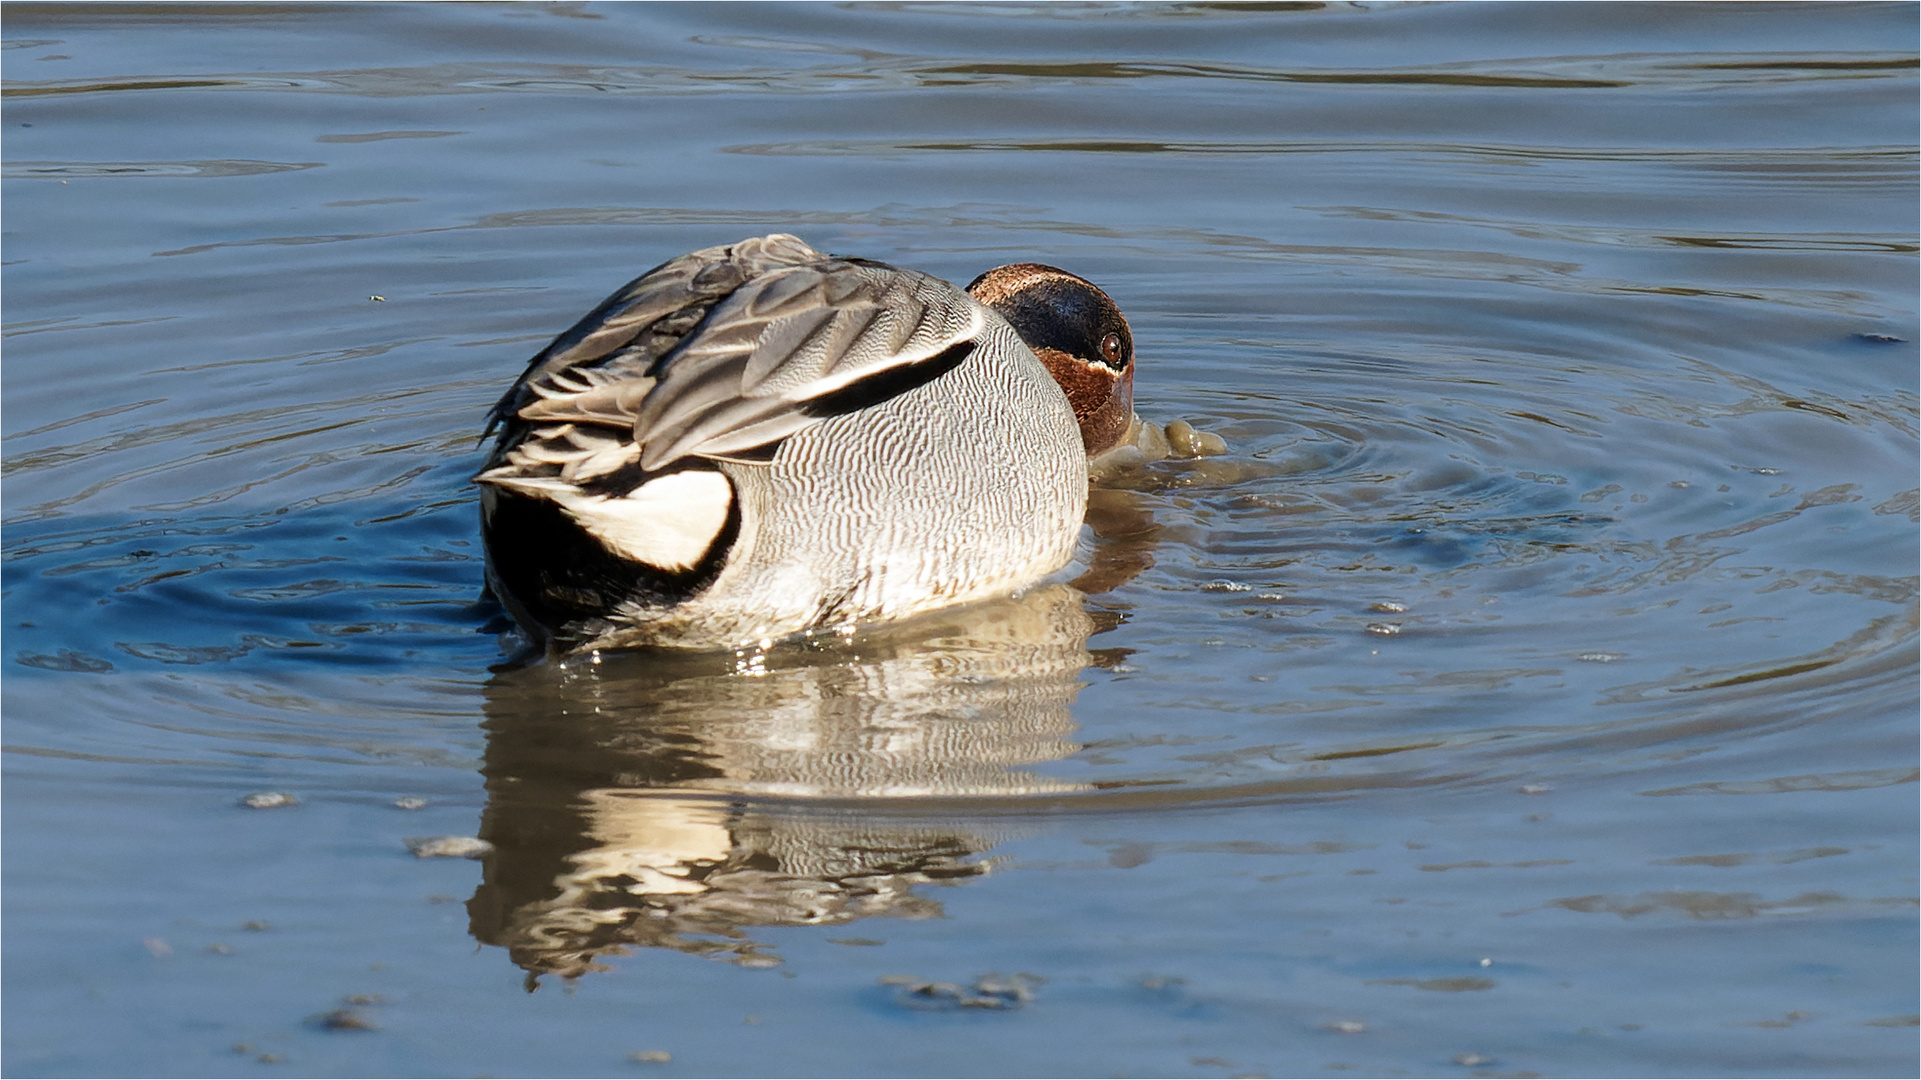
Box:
[627,254,984,471]
[484,233,824,440]
[483,234,985,479]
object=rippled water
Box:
[5,3,1916,1077]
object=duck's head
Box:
[967,263,1134,457]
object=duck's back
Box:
[477,235,1086,651]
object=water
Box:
[4,3,1916,1076]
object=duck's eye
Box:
[1100,332,1124,366]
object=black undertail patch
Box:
[483,476,740,641]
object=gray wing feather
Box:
[483,233,986,480]
[632,263,981,470]
[486,234,824,434]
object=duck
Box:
[476,233,1136,653]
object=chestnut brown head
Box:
[966,263,1134,457]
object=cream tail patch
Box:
[491,470,733,571]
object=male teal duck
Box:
[476,233,1134,653]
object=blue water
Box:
[4,3,1916,1076]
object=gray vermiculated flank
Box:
[620,313,1086,648]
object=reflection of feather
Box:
[469,585,1097,978]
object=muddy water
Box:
[4,3,1916,1076]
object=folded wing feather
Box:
[629,258,983,471]
[477,234,987,571]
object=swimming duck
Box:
[476,233,1135,653]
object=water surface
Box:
[4,3,1916,1077]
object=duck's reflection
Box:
[467,583,1120,981]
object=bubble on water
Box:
[1164,420,1228,458]
[405,835,494,859]
[240,792,298,809]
